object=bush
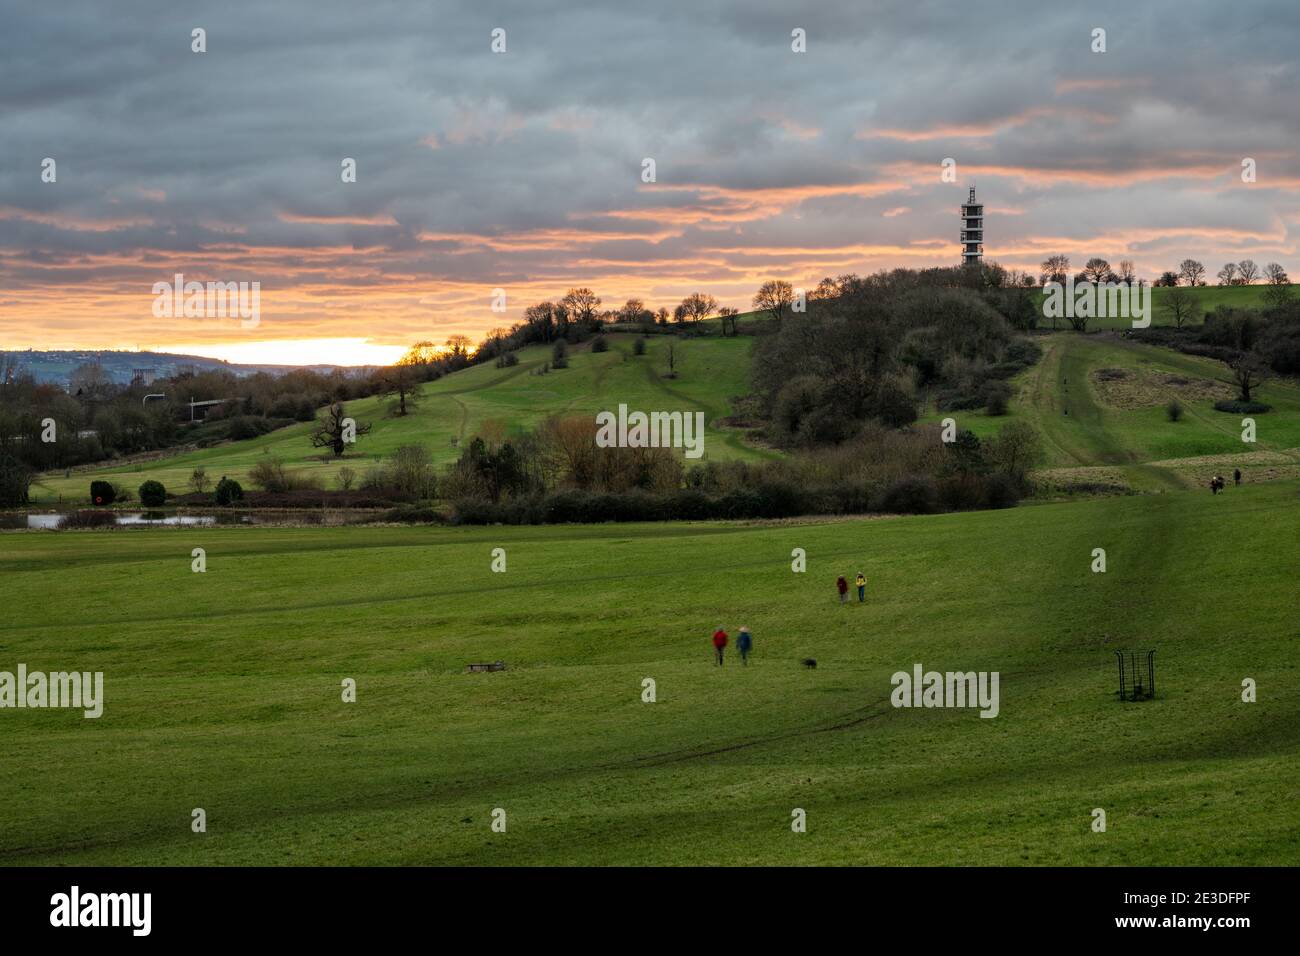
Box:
[633,337,647,356]
[495,351,519,368]
[0,453,32,507]
[109,481,132,503]
[590,335,608,353]
[1213,399,1272,414]
[138,480,167,507]
[982,472,1021,509]
[214,476,244,506]
[248,457,322,492]
[981,380,1012,415]
[1166,399,1184,422]
[551,340,569,369]
[227,415,274,441]
[872,476,939,514]
[378,505,446,524]
[90,480,115,506]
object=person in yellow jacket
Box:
[855,571,866,603]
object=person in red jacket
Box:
[712,628,728,666]
[836,575,849,604]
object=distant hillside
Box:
[1,348,367,386]
[30,334,773,504]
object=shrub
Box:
[109,481,131,503]
[633,337,647,356]
[590,336,608,353]
[0,453,32,507]
[248,457,322,492]
[872,476,939,514]
[138,480,167,507]
[982,472,1021,509]
[378,505,446,524]
[1166,399,1184,422]
[495,351,519,368]
[189,467,211,494]
[551,340,569,369]
[337,465,356,491]
[1213,399,1271,414]
[90,480,115,506]
[214,476,244,506]
[227,415,274,441]
[981,380,1012,416]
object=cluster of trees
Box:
[749,266,1042,447]
[1040,255,1140,288]
[1041,254,1293,308]
[435,415,1042,525]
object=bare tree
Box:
[377,344,429,417]
[1178,259,1207,287]
[1217,262,1238,286]
[675,292,717,328]
[1236,259,1260,285]
[1263,262,1293,308]
[1118,259,1137,285]
[1082,258,1112,283]
[1039,254,1070,286]
[752,280,794,322]
[1228,354,1271,403]
[310,402,372,458]
[561,288,602,329]
[1162,286,1200,329]
[718,306,740,337]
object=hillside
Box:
[30,334,775,505]
[2,477,1296,864]
[920,332,1300,493]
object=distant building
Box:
[131,367,157,386]
[961,186,983,265]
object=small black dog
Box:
[801,658,817,669]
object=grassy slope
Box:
[1,479,1296,865]
[32,335,774,505]
[920,333,1300,491]
[1034,283,1277,331]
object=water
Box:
[1,512,255,529]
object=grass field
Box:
[2,478,1297,865]
[31,334,774,505]
[920,333,1300,492]
[1033,282,1277,331]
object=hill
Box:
[30,334,776,505]
[1,477,1296,864]
[919,332,1300,493]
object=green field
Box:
[1034,282,1278,331]
[921,333,1300,492]
[2,478,1297,865]
[31,334,774,505]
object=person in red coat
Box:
[836,575,849,604]
[712,628,728,666]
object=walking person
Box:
[836,575,849,604]
[737,626,753,666]
[855,571,866,603]
[712,627,728,666]
[1234,468,1242,486]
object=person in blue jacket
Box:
[737,626,753,665]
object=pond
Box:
[0,512,257,529]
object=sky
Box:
[2,0,1298,366]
